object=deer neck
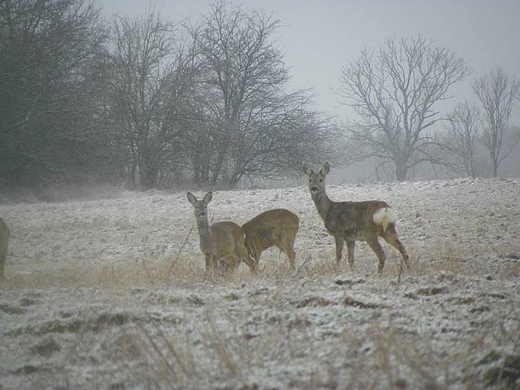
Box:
[196,219,212,250]
[312,191,333,222]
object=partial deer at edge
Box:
[242,209,299,270]
[302,162,410,274]
[187,191,257,275]
[0,217,10,281]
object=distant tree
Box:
[473,67,520,177]
[107,9,199,189]
[0,0,109,190]
[188,1,332,187]
[442,102,482,178]
[337,35,471,181]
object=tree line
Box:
[0,0,336,193]
[1,0,519,198]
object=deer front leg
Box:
[287,248,296,270]
[333,233,344,265]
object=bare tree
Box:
[473,67,520,177]
[108,9,198,189]
[442,102,482,178]
[337,35,471,181]
[189,1,332,187]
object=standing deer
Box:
[0,217,10,281]
[302,162,409,274]
[187,191,257,275]
[242,209,299,270]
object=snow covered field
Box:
[0,178,519,389]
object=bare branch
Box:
[337,35,471,181]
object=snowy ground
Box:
[0,178,519,389]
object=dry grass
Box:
[2,248,519,389]
[3,253,203,290]
[4,238,519,291]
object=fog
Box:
[102,0,520,120]
[100,0,520,182]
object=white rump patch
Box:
[373,207,398,226]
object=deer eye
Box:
[319,179,323,182]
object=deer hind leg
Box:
[238,245,258,275]
[0,246,6,281]
[366,236,386,274]
[381,225,410,269]
[277,233,297,270]
[246,240,261,267]
[205,253,215,273]
[215,255,227,276]
[219,254,240,276]
[345,238,355,268]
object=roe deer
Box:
[242,209,299,270]
[0,217,10,281]
[187,191,257,275]
[302,162,410,274]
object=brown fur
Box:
[187,191,257,275]
[303,162,410,274]
[242,209,299,270]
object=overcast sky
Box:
[101,0,520,121]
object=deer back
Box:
[325,200,392,238]
[242,209,299,252]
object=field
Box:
[0,178,519,389]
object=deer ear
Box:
[187,192,197,206]
[320,162,331,176]
[302,165,313,176]
[203,191,213,204]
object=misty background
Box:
[1,0,519,202]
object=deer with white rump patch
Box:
[302,162,410,274]
[187,191,257,275]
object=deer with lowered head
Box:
[187,191,257,275]
[242,209,299,270]
[302,162,410,274]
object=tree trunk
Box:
[139,144,159,190]
[395,161,408,182]
[491,155,499,178]
[139,162,158,190]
